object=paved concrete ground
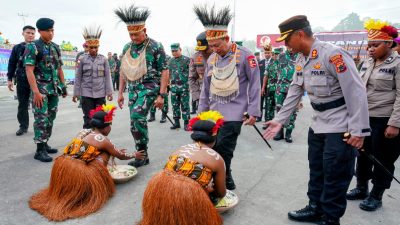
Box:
[0,86,399,225]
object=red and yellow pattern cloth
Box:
[63,138,101,163]
[164,155,213,188]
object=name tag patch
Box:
[378,67,395,75]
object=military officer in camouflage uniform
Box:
[148,55,171,123]
[24,18,67,162]
[169,43,191,130]
[274,48,298,142]
[189,31,212,115]
[107,52,117,90]
[116,5,169,167]
[262,48,281,129]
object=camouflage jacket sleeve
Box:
[156,42,168,73]
[23,43,37,66]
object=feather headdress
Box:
[114,4,151,34]
[82,25,102,47]
[89,104,117,124]
[364,19,398,41]
[193,4,233,41]
[188,110,224,134]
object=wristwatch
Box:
[159,93,168,98]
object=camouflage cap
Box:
[273,47,283,54]
[171,43,180,51]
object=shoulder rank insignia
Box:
[247,55,257,68]
[310,49,318,59]
[313,62,321,69]
[384,56,395,64]
[329,54,347,73]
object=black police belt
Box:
[310,97,345,112]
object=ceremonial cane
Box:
[244,112,273,150]
[344,133,400,185]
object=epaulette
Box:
[384,55,396,64]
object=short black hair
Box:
[23,25,36,31]
[295,25,313,37]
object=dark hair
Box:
[90,111,110,129]
[190,120,216,144]
[391,41,397,49]
[296,25,313,37]
[23,25,35,31]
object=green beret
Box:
[273,48,282,54]
[36,18,54,30]
[235,41,243,46]
[171,43,180,51]
[276,15,310,42]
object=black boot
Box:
[226,171,236,190]
[128,148,149,168]
[285,129,293,143]
[16,128,27,136]
[184,120,189,131]
[346,182,368,200]
[170,119,181,130]
[288,201,323,222]
[273,128,284,141]
[160,112,167,123]
[34,143,53,162]
[359,186,384,211]
[148,112,155,122]
[45,143,58,154]
[190,101,197,115]
[318,216,340,225]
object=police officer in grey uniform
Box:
[346,21,400,212]
[263,16,370,225]
[73,26,113,129]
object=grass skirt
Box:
[29,156,115,221]
[138,170,222,225]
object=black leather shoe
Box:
[359,196,382,211]
[288,202,323,222]
[262,123,268,130]
[226,174,236,190]
[128,157,150,168]
[318,217,340,225]
[45,143,58,154]
[273,128,284,141]
[34,143,52,162]
[16,128,27,136]
[256,117,261,122]
[346,186,368,200]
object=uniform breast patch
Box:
[329,54,347,73]
[313,62,321,69]
[295,65,302,71]
[247,55,257,68]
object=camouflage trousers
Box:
[128,88,157,150]
[150,93,169,114]
[275,91,297,131]
[264,90,276,122]
[33,94,59,143]
[171,90,190,121]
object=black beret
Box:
[276,15,310,42]
[36,18,54,30]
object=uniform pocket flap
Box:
[310,76,327,86]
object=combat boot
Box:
[160,112,167,123]
[170,119,181,130]
[273,128,284,141]
[318,216,340,225]
[285,129,293,143]
[346,182,368,200]
[288,201,323,222]
[45,142,58,154]
[34,143,53,162]
[128,147,149,168]
[148,112,155,122]
[359,186,384,211]
[184,120,190,131]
